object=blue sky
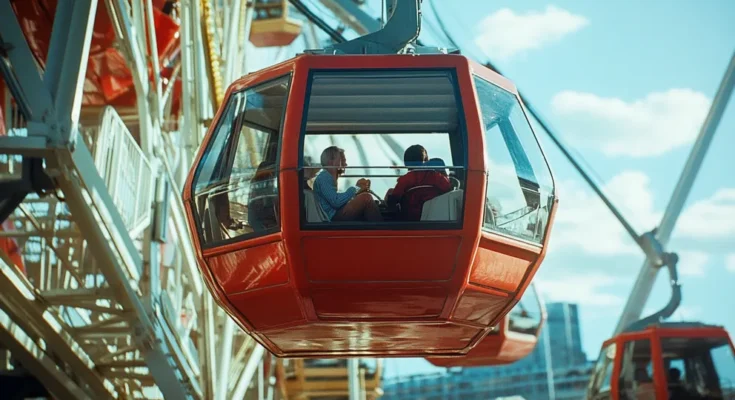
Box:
[248,0,735,379]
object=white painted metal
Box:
[231,345,267,400]
[348,358,360,400]
[93,107,154,237]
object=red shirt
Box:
[389,170,452,221]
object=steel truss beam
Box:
[0,310,92,400]
[0,1,200,398]
[0,256,116,398]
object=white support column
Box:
[231,345,266,400]
[46,0,98,144]
[235,3,255,80]
[223,0,243,84]
[44,0,74,99]
[104,0,156,155]
[348,358,360,400]
[0,0,57,133]
[543,323,556,400]
[257,357,265,400]
[216,318,236,400]
[144,0,164,121]
[178,0,196,180]
[613,52,735,334]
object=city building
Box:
[382,303,594,400]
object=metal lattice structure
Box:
[0,0,393,398]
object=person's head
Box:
[634,367,651,382]
[426,157,448,176]
[404,145,428,168]
[668,367,681,382]
[320,146,347,176]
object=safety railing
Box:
[92,107,153,238]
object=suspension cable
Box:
[288,0,347,43]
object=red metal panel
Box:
[228,285,305,330]
[310,285,447,319]
[452,286,509,326]
[302,236,461,282]
[264,322,483,356]
[470,234,538,293]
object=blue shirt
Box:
[312,169,358,220]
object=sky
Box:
[246,0,735,379]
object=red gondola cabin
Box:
[249,0,302,48]
[587,323,735,400]
[426,283,545,367]
[183,53,558,357]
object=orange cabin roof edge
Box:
[225,53,519,94]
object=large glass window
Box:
[300,70,466,226]
[474,76,554,244]
[711,342,735,397]
[618,339,655,400]
[508,284,543,335]
[191,76,290,247]
[588,343,616,400]
[253,0,284,20]
[660,336,735,399]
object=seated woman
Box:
[385,145,452,221]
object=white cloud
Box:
[536,273,623,306]
[677,250,709,277]
[550,170,660,255]
[474,6,588,60]
[676,189,735,239]
[551,89,711,157]
[726,254,735,273]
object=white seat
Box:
[304,190,329,222]
[420,190,463,221]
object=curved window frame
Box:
[617,338,654,400]
[190,74,292,249]
[473,74,555,245]
[296,67,470,231]
[588,342,617,399]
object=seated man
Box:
[312,146,382,222]
[385,145,452,221]
[667,367,689,400]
